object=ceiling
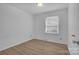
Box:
[7,3,68,14]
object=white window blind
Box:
[45,16,59,34]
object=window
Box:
[45,16,59,34]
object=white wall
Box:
[33,8,68,44]
[0,4,33,51]
[68,3,79,54]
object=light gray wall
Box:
[68,4,79,54]
[33,8,68,44]
[0,4,33,51]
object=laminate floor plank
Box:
[0,39,69,55]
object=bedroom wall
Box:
[33,8,68,44]
[68,3,79,54]
[0,4,33,51]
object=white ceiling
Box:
[7,3,68,14]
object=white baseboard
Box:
[0,37,32,52]
[32,37,67,45]
[0,36,67,52]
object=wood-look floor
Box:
[0,39,69,55]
